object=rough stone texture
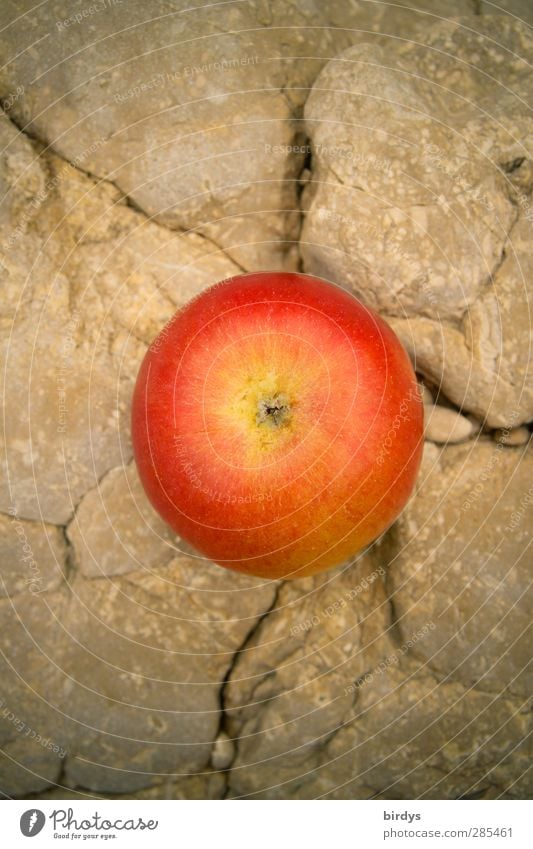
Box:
[481,0,533,24]
[494,426,531,447]
[224,661,532,800]
[391,216,533,428]
[67,461,178,578]
[0,0,472,271]
[0,591,69,797]
[0,3,531,802]
[419,383,435,406]
[32,770,226,800]
[386,439,533,700]
[423,406,474,444]
[0,113,240,525]
[314,660,531,800]
[0,512,67,597]
[0,560,276,797]
[210,731,235,771]
[224,552,397,798]
[222,441,532,799]
[301,18,533,427]
[55,559,276,793]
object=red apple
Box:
[131,271,423,580]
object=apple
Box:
[131,271,423,580]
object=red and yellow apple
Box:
[131,271,423,580]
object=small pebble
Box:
[210,731,235,770]
[424,405,474,444]
[466,414,483,436]
[418,383,434,405]
[493,426,531,447]
[299,167,311,187]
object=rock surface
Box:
[34,770,227,800]
[0,0,473,271]
[423,406,474,444]
[493,426,531,447]
[222,440,532,798]
[0,590,69,797]
[0,511,67,597]
[301,18,533,427]
[315,660,531,800]
[0,558,276,796]
[210,732,235,771]
[0,3,531,801]
[56,559,276,793]
[67,461,178,578]
[386,440,533,700]
[224,552,396,797]
[0,114,240,525]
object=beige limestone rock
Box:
[424,405,474,444]
[222,440,533,798]
[0,558,276,796]
[321,660,531,800]
[480,0,533,24]
[0,735,64,798]
[36,770,227,800]
[0,2,532,803]
[67,461,178,578]
[0,590,70,797]
[56,559,276,793]
[419,383,435,406]
[0,117,240,525]
[0,1,471,271]
[493,426,531,447]
[386,439,533,699]
[210,731,235,771]
[0,512,66,597]
[224,552,396,797]
[226,650,532,799]
[301,18,533,427]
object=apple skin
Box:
[131,271,424,580]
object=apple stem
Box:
[256,393,291,428]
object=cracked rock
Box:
[225,655,531,799]
[0,558,276,796]
[320,659,532,800]
[391,216,533,428]
[0,0,470,271]
[224,553,395,797]
[0,511,67,598]
[223,439,532,798]
[1,1,532,802]
[385,439,533,699]
[493,426,531,447]
[301,17,533,427]
[0,589,70,797]
[67,461,178,578]
[56,559,276,793]
[0,115,239,525]
[36,770,227,800]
